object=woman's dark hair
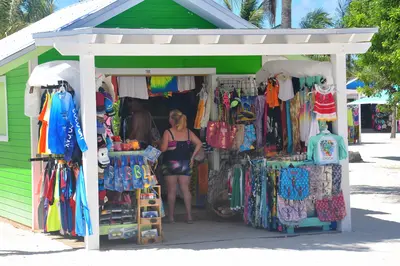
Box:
[128,110,152,145]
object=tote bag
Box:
[279,167,309,200]
[315,191,346,222]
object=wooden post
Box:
[79,55,100,250]
[331,54,352,232]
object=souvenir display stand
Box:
[266,161,331,234]
[206,60,348,235]
[137,186,163,245]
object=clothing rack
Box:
[41,80,70,90]
[29,155,64,162]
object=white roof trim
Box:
[60,0,143,31]
[34,27,378,41]
[33,27,377,56]
[173,0,257,29]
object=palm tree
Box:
[299,8,334,29]
[217,0,292,28]
[0,0,55,39]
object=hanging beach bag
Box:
[315,191,346,222]
[277,195,307,225]
[232,124,245,150]
[206,121,220,148]
[279,167,309,200]
[114,157,124,192]
[104,158,115,191]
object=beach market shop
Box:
[0,0,377,251]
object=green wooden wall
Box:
[0,64,32,226]
[98,0,217,29]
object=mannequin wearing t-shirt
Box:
[307,122,348,165]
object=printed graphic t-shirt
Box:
[307,133,347,165]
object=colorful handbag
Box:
[277,195,307,225]
[232,124,245,150]
[104,158,115,191]
[279,167,309,200]
[114,157,124,192]
[206,121,234,149]
[315,191,346,222]
[206,121,220,148]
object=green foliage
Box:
[299,8,334,29]
[217,0,278,27]
[345,0,400,111]
[0,0,55,39]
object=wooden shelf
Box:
[140,217,161,225]
[137,185,163,245]
[139,199,161,207]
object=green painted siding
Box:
[97,0,217,29]
[0,64,32,226]
[0,79,7,136]
[39,50,261,75]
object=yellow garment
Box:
[46,167,61,232]
[347,108,354,127]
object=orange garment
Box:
[38,93,49,154]
[265,78,280,108]
[194,99,205,129]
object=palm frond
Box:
[218,0,241,11]
[299,8,334,29]
[240,0,258,22]
[261,0,277,27]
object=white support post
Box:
[79,55,100,250]
[29,58,41,230]
[210,74,220,171]
[331,54,352,232]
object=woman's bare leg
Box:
[178,175,192,221]
[166,175,178,222]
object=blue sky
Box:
[55,0,338,28]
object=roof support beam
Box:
[53,42,372,56]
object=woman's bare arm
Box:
[159,130,170,152]
[189,130,202,161]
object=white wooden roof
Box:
[0,0,256,70]
[33,27,378,56]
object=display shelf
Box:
[99,223,138,236]
[139,199,162,207]
[137,186,163,245]
[109,151,144,157]
[140,217,162,225]
[286,218,331,234]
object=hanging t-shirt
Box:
[177,76,195,92]
[277,75,294,101]
[117,77,149,99]
[307,132,348,165]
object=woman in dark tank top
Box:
[160,109,202,224]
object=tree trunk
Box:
[390,107,397,138]
[281,0,292,28]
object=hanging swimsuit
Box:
[162,129,192,177]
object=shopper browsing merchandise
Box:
[159,110,202,224]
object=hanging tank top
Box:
[164,129,192,161]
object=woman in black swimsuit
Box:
[160,110,202,223]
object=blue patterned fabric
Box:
[279,168,309,200]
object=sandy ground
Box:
[0,133,399,266]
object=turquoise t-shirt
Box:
[307,133,348,165]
